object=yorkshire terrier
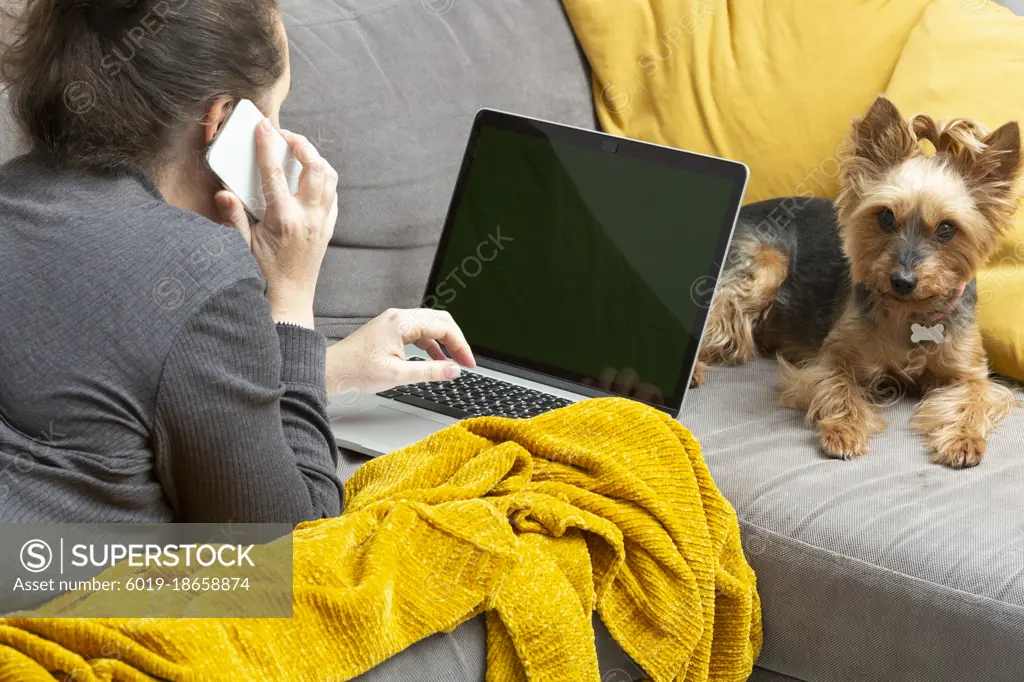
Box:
[698,96,1022,468]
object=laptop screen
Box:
[423,111,747,413]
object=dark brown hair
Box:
[0,0,285,171]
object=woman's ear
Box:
[203,97,239,145]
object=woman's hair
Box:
[0,0,285,171]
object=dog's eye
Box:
[877,208,896,232]
[936,221,957,243]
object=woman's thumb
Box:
[400,360,462,384]
[215,191,252,247]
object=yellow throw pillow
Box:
[885,0,1024,381]
[561,0,935,204]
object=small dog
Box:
[698,95,1022,468]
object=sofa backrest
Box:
[279,0,596,338]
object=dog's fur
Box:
[698,96,1022,468]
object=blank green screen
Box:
[430,126,736,403]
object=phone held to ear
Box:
[205,99,301,222]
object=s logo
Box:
[20,539,52,573]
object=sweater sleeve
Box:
[151,277,343,524]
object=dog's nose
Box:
[890,272,918,296]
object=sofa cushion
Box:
[683,358,1024,682]
[748,668,805,682]
[279,0,597,339]
[559,0,934,206]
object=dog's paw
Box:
[690,362,705,388]
[932,436,986,469]
[819,424,869,460]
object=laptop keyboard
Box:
[377,359,574,420]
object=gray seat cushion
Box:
[748,669,804,682]
[345,608,643,682]
[683,357,1024,682]
[279,0,598,340]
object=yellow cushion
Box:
[561,0,934,205]
[884,0,1024,381]
[564,0,1024,381]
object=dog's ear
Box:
[852,96,917,170]
[974,121,1022,187]
[967,121,1022,229]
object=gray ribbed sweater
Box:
[0,151,343,524]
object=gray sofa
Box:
[2,1,1023,680]
[275,2,1024,679]
[275,1,1024,680]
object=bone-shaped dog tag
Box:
[911,323,945,344]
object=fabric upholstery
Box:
[747,668,804,682]
[559,0,934,206]
[683,357,1024,682]
[278,0,598,340]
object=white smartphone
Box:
[205,99,301,222]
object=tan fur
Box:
[691,360,705,387]
[778,306,1021,463]
[708,96,1023,467]
[700,241,789,366]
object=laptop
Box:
[327,109,748,457]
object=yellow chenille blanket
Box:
[0,398,760,681]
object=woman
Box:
[0,0,475,525]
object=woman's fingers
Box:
[323,195,340,246]
[397,309,476,368]
[256,118,291,211]
[321,170,339,218]
[214,190,252,247]
[283,131,328,208]
[414,338,448,362]
[278,128,306,148]
[248,123,335,327]
[327,308,475,394]
[280,128,339,246]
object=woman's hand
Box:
[326,308,477,396]
[215,120,339,329]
